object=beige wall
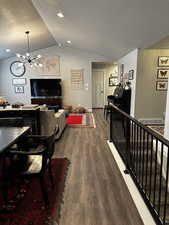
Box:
[135,49,168,120]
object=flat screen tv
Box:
[30,79,62,97]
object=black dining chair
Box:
[4,126,59,205]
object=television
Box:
[30,79,62,97]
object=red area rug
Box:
[66,113,96,128]
[66,114,83,125]
[0,158,69,225]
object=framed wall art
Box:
[12,78,26,85]
[156,81,168,91]
[109,76,118,86]
[128,70,134,80]
[71,69,84,89]
[15,86,24,93]
[158,56,169,67]
[31,56,60,76]
[157,69,169,79]
[119,64,124,83]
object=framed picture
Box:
[158,56,169,67]
[157,69,169,79]
[109,76,118,86]
[128,70,134,80]
[156,81,168,91]
[119,64,124,83]
[15,86,24,93]
[12,78,26,85]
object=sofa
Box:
[40,109,66,139]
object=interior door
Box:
[92,70,104,108]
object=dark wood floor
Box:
[54,110,144,225]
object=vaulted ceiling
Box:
[1,0,169,61]
[0,0,56,59]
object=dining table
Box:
[0,126,30,154]
[0,126,30,203]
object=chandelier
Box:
[16,31,43,68]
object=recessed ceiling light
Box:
[57,12,64,18]
[66,40,72,44]
[6,49,11,52]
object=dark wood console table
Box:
[0,106,40,134]
[31,97,62,108]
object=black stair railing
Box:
[109,104,169,225]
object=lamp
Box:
[16,31,43,68]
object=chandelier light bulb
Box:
[37,54,41,59]
[26,53,30,57]
[66,40,72,44]
[16,53,21,58]
[57,11,64,18]
[39,63,43,67]
[6,49,11,52]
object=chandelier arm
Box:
[15,31,43,67]
[31,57,38,61]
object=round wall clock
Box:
[10,61,26,77]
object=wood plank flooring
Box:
[54,110,144,225]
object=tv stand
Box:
[31,97,62,108]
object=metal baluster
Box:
[130,121,134,165]
[133,123,136,172]
[153,138,158,207]
[145,132,149,192]
[124,117,130,173]
[158,143,164,216]
[163,146,169,224]
[149,134,153,199]
[138,127,142,183]
[109,106,113,142]
[142,130,146,188]
[136,125,139,178]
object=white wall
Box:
[0,45,108,110]
[118,49,138,117]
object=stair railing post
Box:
[109,105,113,142]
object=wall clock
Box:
[10,61,26,77]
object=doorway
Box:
[92,70,104,108]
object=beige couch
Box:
[40,109,66,139]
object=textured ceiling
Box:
[0,0,56,59]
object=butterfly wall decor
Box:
[158,56,169,67]
[157,69,169,79]
[156,81,168,91]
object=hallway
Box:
[54,110,144,225]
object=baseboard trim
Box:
[139,118,163,125]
